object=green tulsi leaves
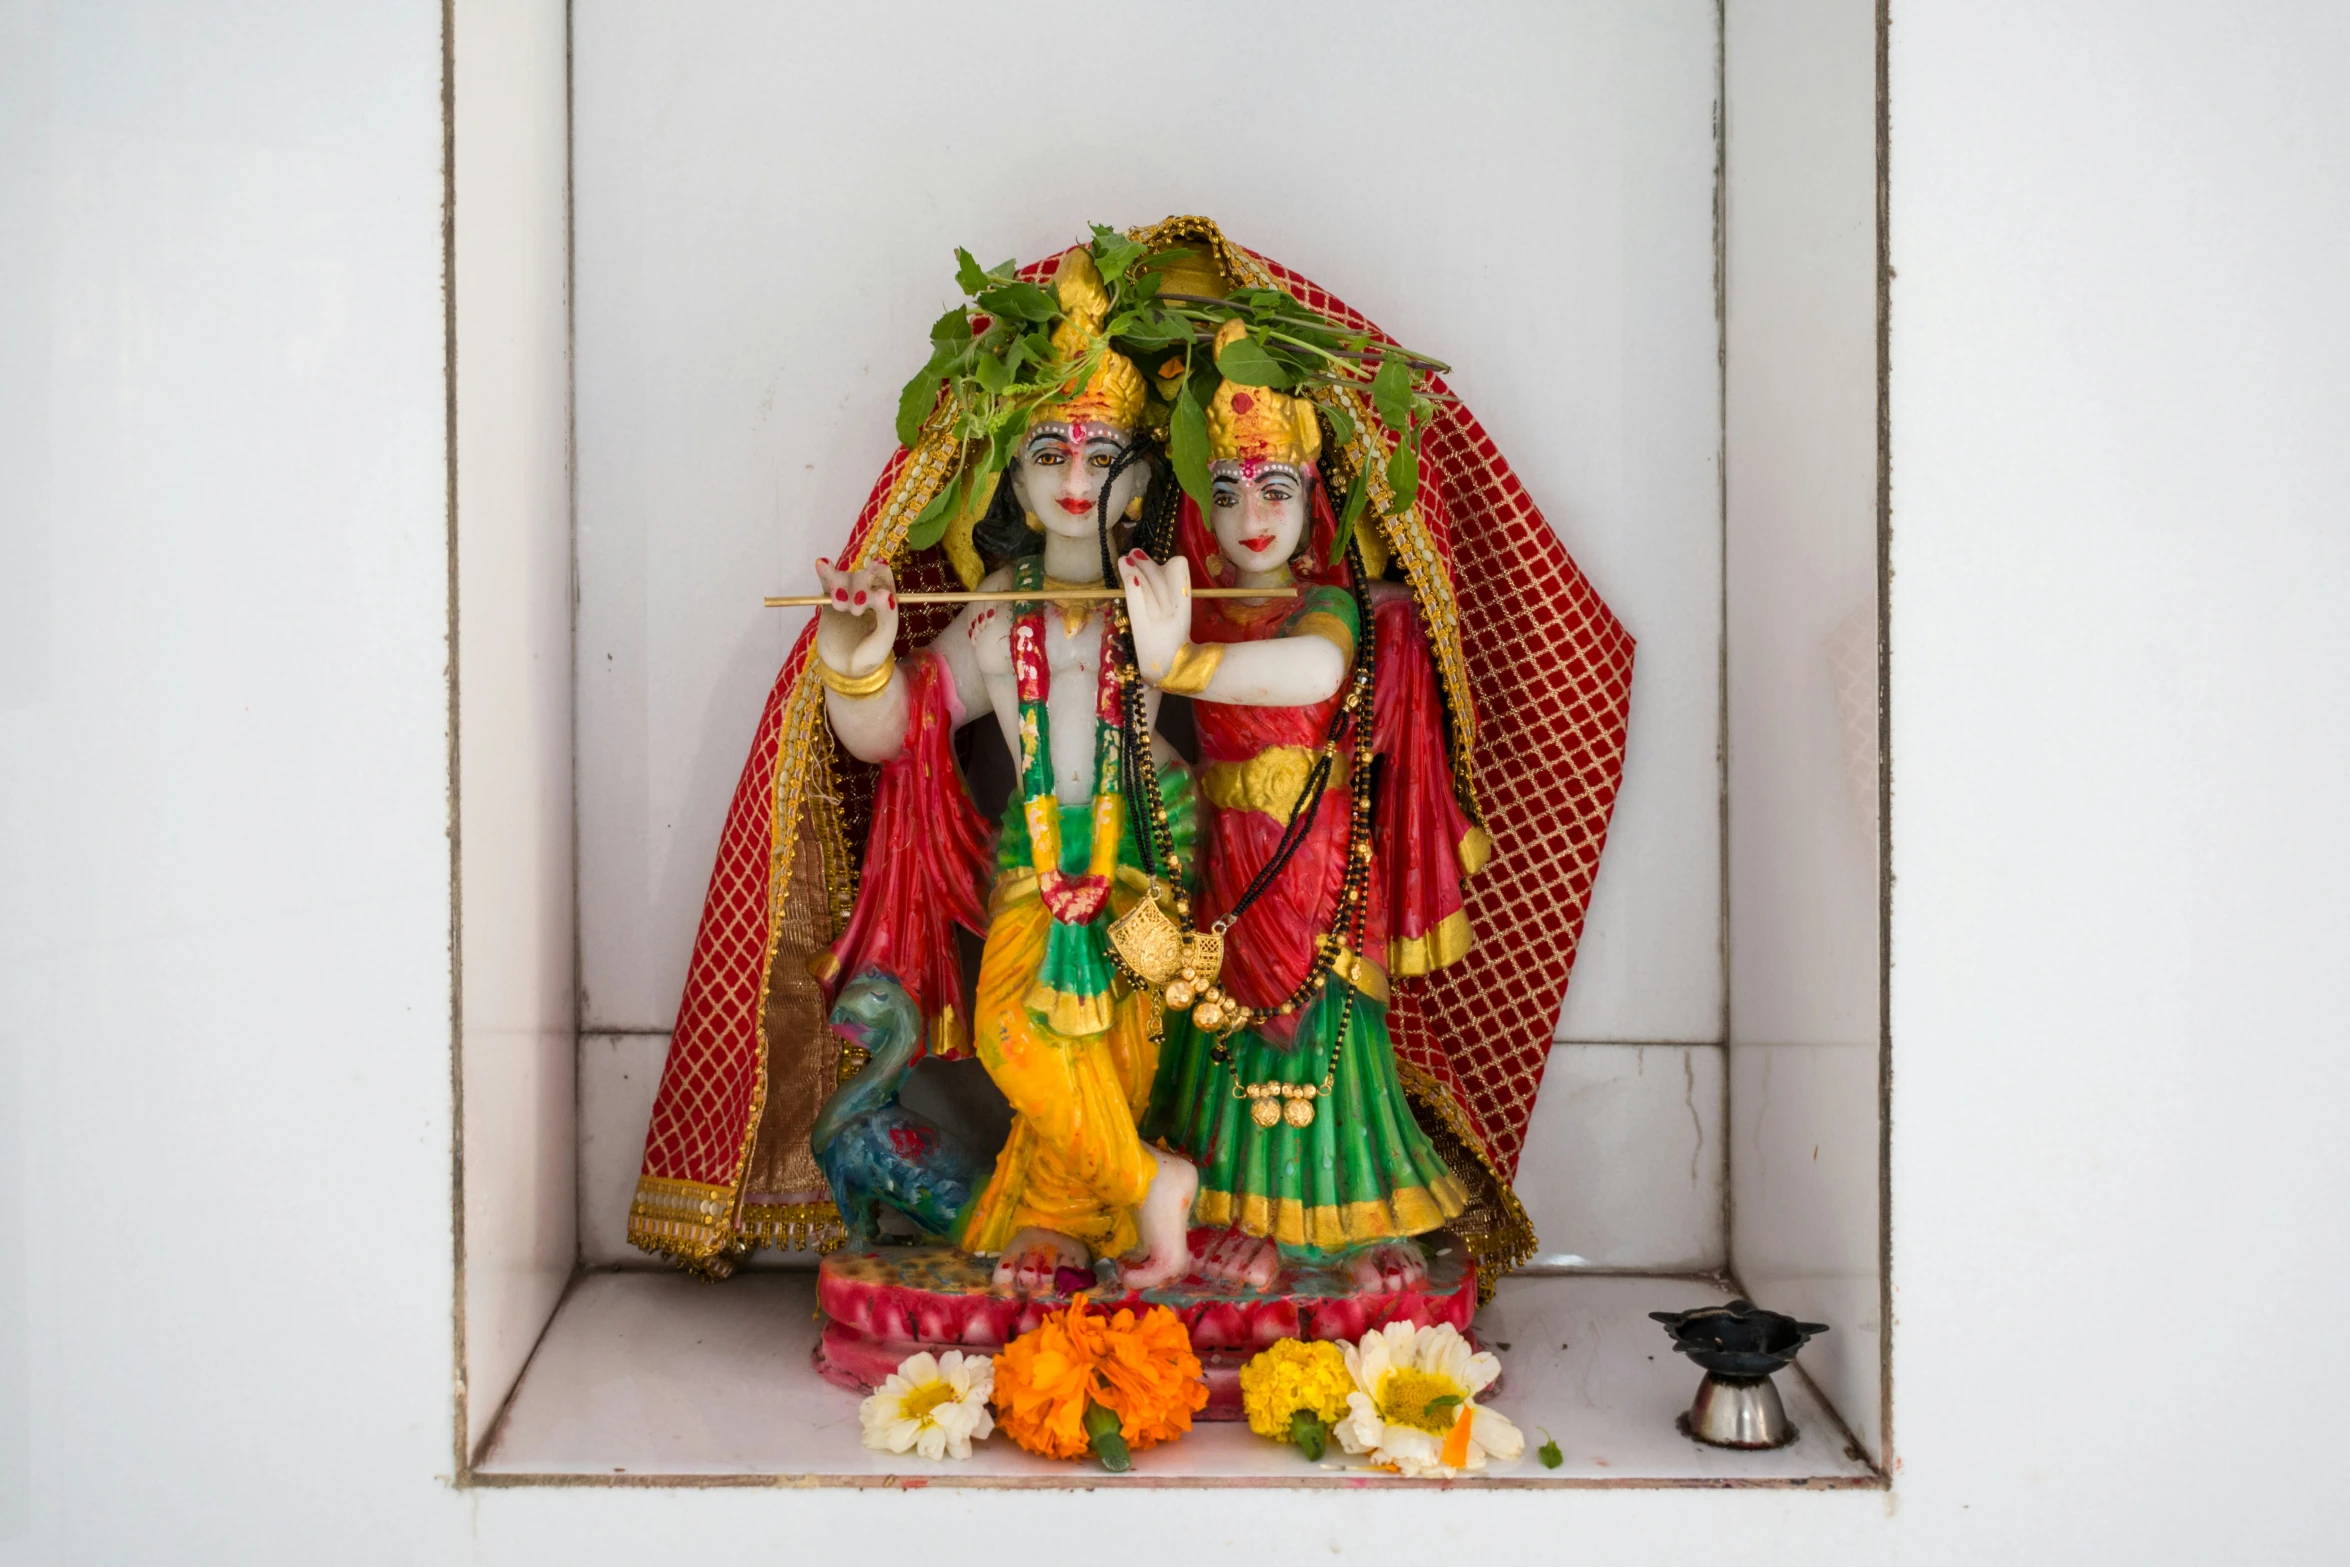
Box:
[1169,376,1211,510]
[1322,400,1357,450]
[1086,222,1148,284]
[953,247,989,296]
[1537,1429,1563,1469]
[1331,458,1370,567]
[904,473,958,550]
[1369,354,1415,430]
[1211,332,1289,388]
[894,369,943,450]
[1106,306,1189,352]
[975,279,1058,324]
[898,223,1453,556]
[1385,425,1420,517]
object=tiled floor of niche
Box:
[475,1272,1878,1487]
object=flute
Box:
[763,586,1297,608]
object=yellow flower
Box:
[1239,1339,1354,1443]
[858,1349,995,1462]
[1334,1321,1523,1478]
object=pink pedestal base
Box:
[814,1229,1481,1420]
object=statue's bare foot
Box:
[1116,1146,1197,1291]
[1343,1240,1429,1295]
[991,1228,1089,1295]
[1196,1227,1281,1292]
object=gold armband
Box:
[1156,641,1225,697]
[814,650,896,699]
[1292,609,1357,663]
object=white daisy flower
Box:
[1333,1321,1524,1478]
[858,1349,996,1462]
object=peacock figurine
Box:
[810,969,985,1246]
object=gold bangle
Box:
[1156,641,1224,697]
[814,650,896,698]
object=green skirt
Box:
[1143,987,1468,1258]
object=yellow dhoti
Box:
[954,874,1161,1261]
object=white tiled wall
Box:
[570,0,1729,1050]
[578,1033,667,1268]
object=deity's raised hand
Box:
[1116,549,1192,687]
[812,557,898,682]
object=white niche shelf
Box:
[476,1271,1873,1488]
[454,0,1887,1491]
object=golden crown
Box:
[1205,320,1322,467]
[1043,250,1145,430]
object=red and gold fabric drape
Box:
[627,217,1634,1278]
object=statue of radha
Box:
[809,251,1199,1294]
[1119,324,1484,1295]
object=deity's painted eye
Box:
[1212,489,1238,508]
[1089,452,1113,469]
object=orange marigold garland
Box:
[992,1294,1208,1470]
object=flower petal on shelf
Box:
[1469,1404,1524,1463]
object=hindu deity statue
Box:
[625,221,1637,1383]
[806,249,1202,1294]
[1117,322,1482,1296]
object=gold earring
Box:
[1023,510,1043,533]
[1124,494,1144,521]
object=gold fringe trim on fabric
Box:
[739,1199,849,1257]
[1193,1175,1468,1252]
[627,1175,744,1273]
[1390,909,1473,979]
[1392,1057,1537,1303]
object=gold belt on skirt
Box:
[1199,746,1348,820]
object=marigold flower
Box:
[992,1294,1208,1462]
[1239,1339,1354,1443]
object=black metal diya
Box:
[1649,1299,1829,1450]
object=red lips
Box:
[1241,533,1277,552]
[1056,497,1095,516]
